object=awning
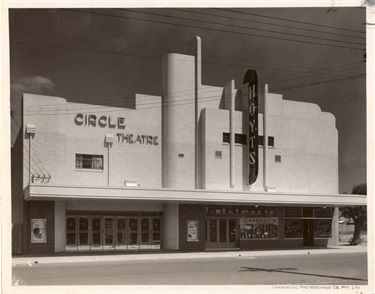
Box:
[25,184,366,206]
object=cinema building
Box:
[11,37,366,255]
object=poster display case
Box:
[31,219,47,243]
[187,220,199,242]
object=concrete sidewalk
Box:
[12,245,367,266]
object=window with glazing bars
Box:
[258,136,274,147]
[223,133,247,145]
[76,154,103,170]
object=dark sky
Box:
[8,7,367,193]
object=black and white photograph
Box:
[1,1,374,293]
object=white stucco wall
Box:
[202,91,338,194]
[22,93,162,190]
[22,82,338,196]
[162,53,196,189]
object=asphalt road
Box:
[13,252,367,285]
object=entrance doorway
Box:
[303,219,314,246]
[91,216,116,250]
[205,218,238,249]
[66,213,161,251]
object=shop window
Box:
[76,154,103,170]
[240,214,279,240]
[223,133,247,145]
[314,219,332,238]
[205,206,279,241]
[258,136,274,147]
[284,207,333,239]
[284,219,303,238]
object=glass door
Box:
[78,216,90,251]
[91,216,102,250]
[116,217,127,250]
[206,218,238,249]
[104,217,115,250]
[66,216,77,251]
[151,218,161,249]
[128,217,139,250]
[228,219,236,242]
[141,218,151,249]
[219,219,227,242]
[209,219,217,242]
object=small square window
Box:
[275,155,281,163]
[178,154,184,158]
[215,151,222,158]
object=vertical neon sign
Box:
[243,70,259,185]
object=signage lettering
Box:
[249,136,255,149]
[116,133,159,146]
[249,103,257,115]
[108,116,116,128]
[240,217,278,226]
[98,116,107,127]
[243,69,259,185]
[89,115,96,127]
[249,120,256,133]
[249,152,256,164]
[74,113,126,129]
[74,113,158,147]
[74,113,84,125]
